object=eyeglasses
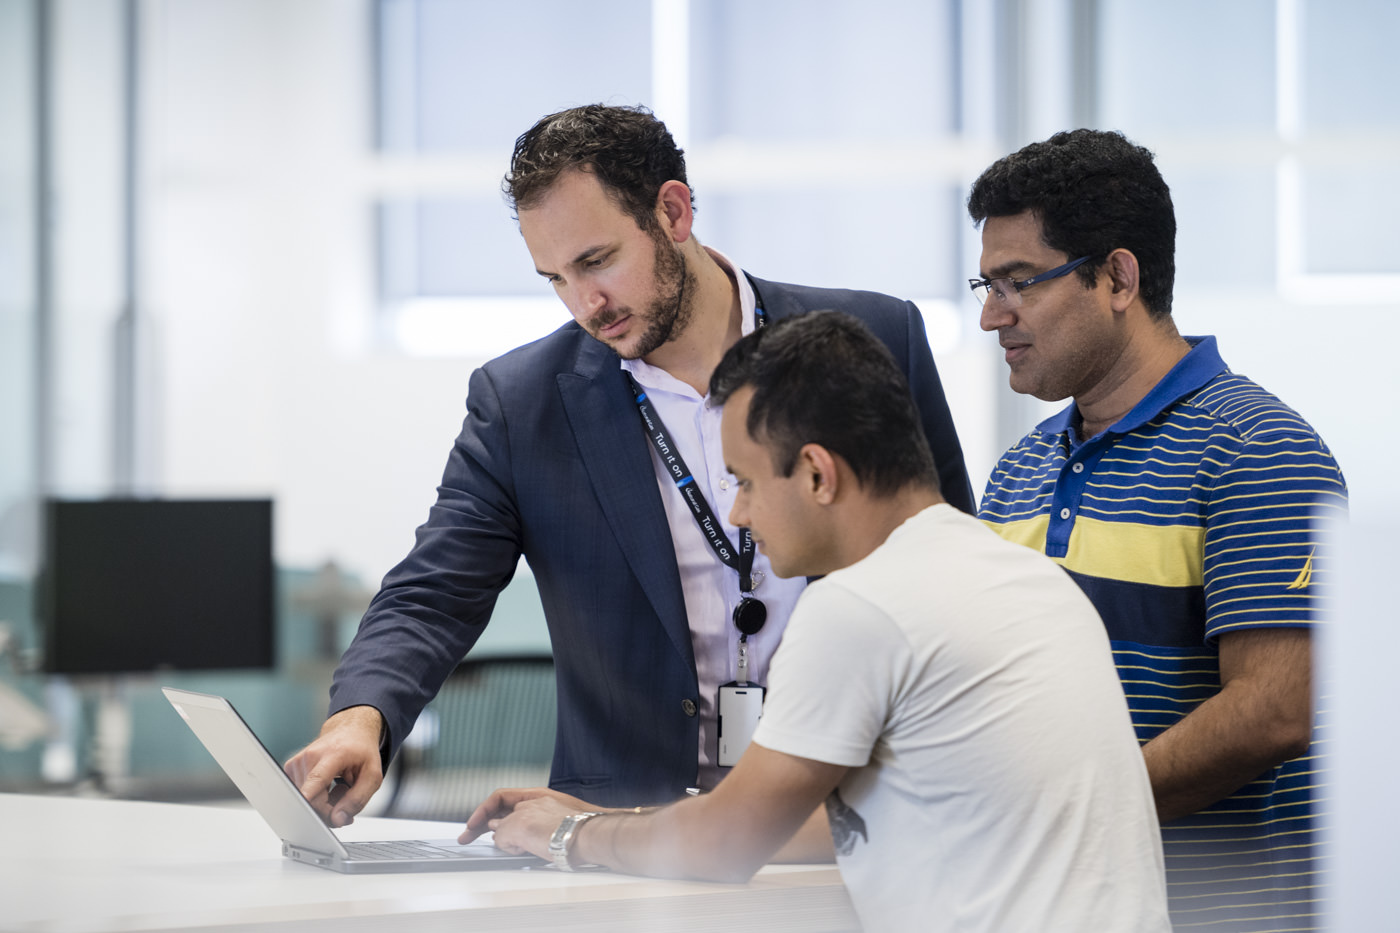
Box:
[968,255,1092,307]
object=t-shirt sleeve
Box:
[1203,427,1348,640]
[751,581,909,768]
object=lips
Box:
[593,312,631,339]
[999,333,1030,365]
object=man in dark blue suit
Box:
[287,104,973,823]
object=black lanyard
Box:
[626,300,768,636]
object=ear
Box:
[656,180,695,244]
[1104,248,1141,313]
[798,444,840,506]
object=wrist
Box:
[329,704,384,734]
[331,705,387,749]
[549,811,605,871]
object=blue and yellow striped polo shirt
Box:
[979,336,1348,932]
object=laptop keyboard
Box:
[344,840,464,860]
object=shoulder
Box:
[751,276,916,326]
[752,276,930,378]
[780,577,905,680]
[994,426,1062,464]
[985,427,1064,487]
[1168,372,1346,492]
[979,426,1067,523]
[471,321,621,397]
[1113,372,1349,525]
[480,319,595,375]
[1178,371,1328,445]
[455,322,630,430]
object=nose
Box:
[979,297,1017,333]
[562,281,607,322]
[727,494,748,531]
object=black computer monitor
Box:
[41,498,275,675]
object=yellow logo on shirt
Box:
[1286,549,1315,590]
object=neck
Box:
[1076,317,1190,439]
[642,245,743,394]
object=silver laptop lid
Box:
[162,687,348,858]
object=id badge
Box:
[717,682,765,767]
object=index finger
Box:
[460,787,541,843]
[328,770,380,828]
[288,748,358,819]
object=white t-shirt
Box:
[752,504,1170,933]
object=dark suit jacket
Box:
[329,276,973,806]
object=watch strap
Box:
[548,811,604,871]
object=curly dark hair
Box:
[710,311,940,497]
[967,129,1176,317]
[504,104,693,233]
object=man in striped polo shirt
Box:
[967,129,1348,932]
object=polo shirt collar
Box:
[1036,335,1228,441]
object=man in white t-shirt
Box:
[464,311,1170,933]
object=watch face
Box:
[549,812,601,871]
[549,822,573,869]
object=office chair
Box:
[382,653,556,823]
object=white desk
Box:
[1,793,859,933]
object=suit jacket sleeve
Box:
[327,363,525,762]
[327,330,702,806]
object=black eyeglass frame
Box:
[968,255,1093,306]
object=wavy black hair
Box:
[710,311,940,497]
[967,129,1177,317]
[505,104,693,233]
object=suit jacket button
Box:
[681,699,697,717]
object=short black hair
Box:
[967,128,1176,317]
[505,104,693,233]
[710,311,940,497]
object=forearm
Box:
[569,750,844,882]
[1144,645,1312,821]
[328,548,517,755]
[574,801,775,883]
[770,805,834,863]
[331,371,527,753]
[485,747,845,880]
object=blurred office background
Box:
[0,0,1394,918]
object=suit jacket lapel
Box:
[557,340,696,672]
[747,274,799,323]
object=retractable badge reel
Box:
[718,591,767,767]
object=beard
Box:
[592,229,695,360]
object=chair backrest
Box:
[382,653,556,822]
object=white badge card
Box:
[717,682,765,767]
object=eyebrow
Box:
[980,259,1036,280]
[535,244,610,279]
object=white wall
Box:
[145,0,475,583]
[114,0,1390,592]
[134,0,1010,586]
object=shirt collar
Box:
[1037,335,1227,440]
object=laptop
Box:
[162,687,545,873]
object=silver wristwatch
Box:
[548,811,604,871]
